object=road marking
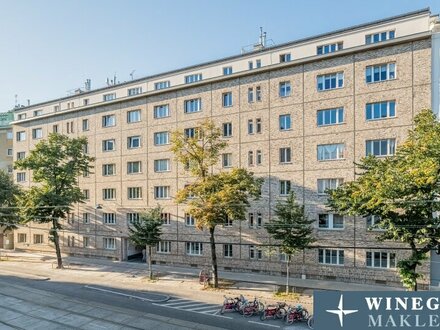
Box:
[200,309,221,314]
[162,300,194,306]
[169,303,208,309]
[152,301,231,319]
[84,285,170,303]
[190,305,220,311]
[248,320,281,328]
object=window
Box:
[7,165,13,173]
[223,122,232,137]
[103,188,116,200]
[256,59,261,68]
[82,189,90,200]
[18,233,27,243]
[33,234,44,244]
[154,80,170,90]
[184,127,201,139]
[154,132,170,145]
[248,151,254,166]
[67,236,75,247]
[83,99,89,106]
[102,139,115,151]
[317,42,343,55]
[161,213,171,225]
[103,213,116,224]
[54,105,60,112]
[248,61,254,70]
[248,119,254,134]
[366,251,396,269]
[82,119,89,131]
[82,213,90,224]
[249,245,262,260]
[52,125,59,133]
[67,213,75,224]
[184,98,202,113]
[83,168,90,177]
[16,131,26,141]
[67,102,74,109]
[366,101,396,120]
[33,110,42,116]
[31,128,42,139]
[248,213,255,227]
[83,237,89,248]
[185,213,195,226]
[366,215,383,230]
[103,93,116,102]
[186,242,203,255]
[154,104,170,118]
[280,53,291,62]
[127,213,140,224]
[248,88,254,103]
[317,108,344,126]
[185,73,202,84]
[317,72,344,91]
[256,86,261,101]
[154,159,170,172]
[223,66,233,75]
[248,212,262,228]
[128,187,142,199]
[6,131,13,139]
[279,81,291,97]
[127,109,141,123]
[256,150,262,165]
[128,87,142,96]
[154,186,170,199]
[365,30,395,44]
[279,114,291,130]
[103,237,116,250]
[224,244,233,258]
[17,113,26,120]
[157,241,171,253]
[279,180,291,196]
[127,136,141,149]
[317,143,345,161]
[83,143,88,154]
[66,121,74,134]
[16,172,26,182]
[102,114,116,127]
[127,161,141,174]
[319,249,344,265]
[256,118,262,133]
[102,164,116,176]
[222,153,232,168]
[317,178,344,195]
[223,216,233,227]
[279,147,291,163]
[366,139,395,157]
[222,92,233,107]
[318,214,344,229]
[366,63,396,83]
[7,149,12,156]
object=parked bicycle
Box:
[285,304,310,324]
[307,315,314,329]
[220,295,246,314]
[260,302,287,321]
[241,297,264,317]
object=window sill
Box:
[366,116,396,122]
[318,263,344,267]
[279,162,292,165]
[318,228,345,231]
[280,128,293,132]
[154,116,171,119]
[366,78,396,85]
[317,122,345,127]
[317,158,345,162]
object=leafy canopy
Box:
[129,206,163,247]
[0,170,21,232]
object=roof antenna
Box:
[130,70,135,80]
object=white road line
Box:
[248,320,281,328]
[162,300,194,306]
[199,309,222,314]
[166,298,187,303]
[152,302,233,319]
[170,303,208,309]
[83,285,170,303]
[190,305,221,311]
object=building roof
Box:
[14,7,431,112]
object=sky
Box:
[1,0,440,111]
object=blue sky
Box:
[1,0,439,111]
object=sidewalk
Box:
[1,249,401,292]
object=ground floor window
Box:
[249,245,262,260]
[318,249,344,265]
[103,237,116,250]
[17,233,27,243]
[223,244,233,258]
[33,234,43,244]
[156,241,171,254]
[366,251,396,269]
[186,242,203,256]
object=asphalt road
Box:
[0,274,310,330]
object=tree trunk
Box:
[286,255,290,294]
[209,226,218,288]
[148,245,153,280]
[52,219,63,269]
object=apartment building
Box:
[0,111,14,249]
[11,8,440,288]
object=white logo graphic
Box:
[326,294,359,327]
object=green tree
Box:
[15,133,94,268]
[265,192,315,294]
[0,169,21,233]
[128,206,163,280]
[327,109,440,291]
[171,120,263,288]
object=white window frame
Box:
[317,178,344,195]
[186,242,203,256]
[154,186,170,199]
[103,213,116,224]
[318,249,344,265]
[103,237,116,250]
[127,213,140,224]
[317,72,344,91]
[366,251,396,269]
[154,104,170,118]
[154,132,170,145]
[154,159,170,172]
[223,244,233,258]
[102,188,116,200]
[127,136,141,149]
[279,180,291,196]
[366,63,396,83]
[185,213,195,227]
[318,213,344,230]
[128,87,142,96]
[184,98,202,113]
[222,92,233,107]
[279,114,291,130]
[102,139,115,151]
[32,128,43,139]
[154,81,170,90]
[102,114,116,127]
[279,147,291,164]
[317,143,345,161]
[317,108,344,126]
[127,109,141,123]
[279,81,291,97]
[222,153,232,168]
[366,139,396,157]
[127,161,141,174]
[249,245,263,260]
[128,187,142,199]
[156,241,171,254]
[366,101,396,121]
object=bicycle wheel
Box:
[243,307,254,318]
[285,312,294,325]
[258,302,265,313]
[220,305,226,315]
[260,311,267,321]
[276,307,287,319]
[302,309,310,321]
[307,316,314,329]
